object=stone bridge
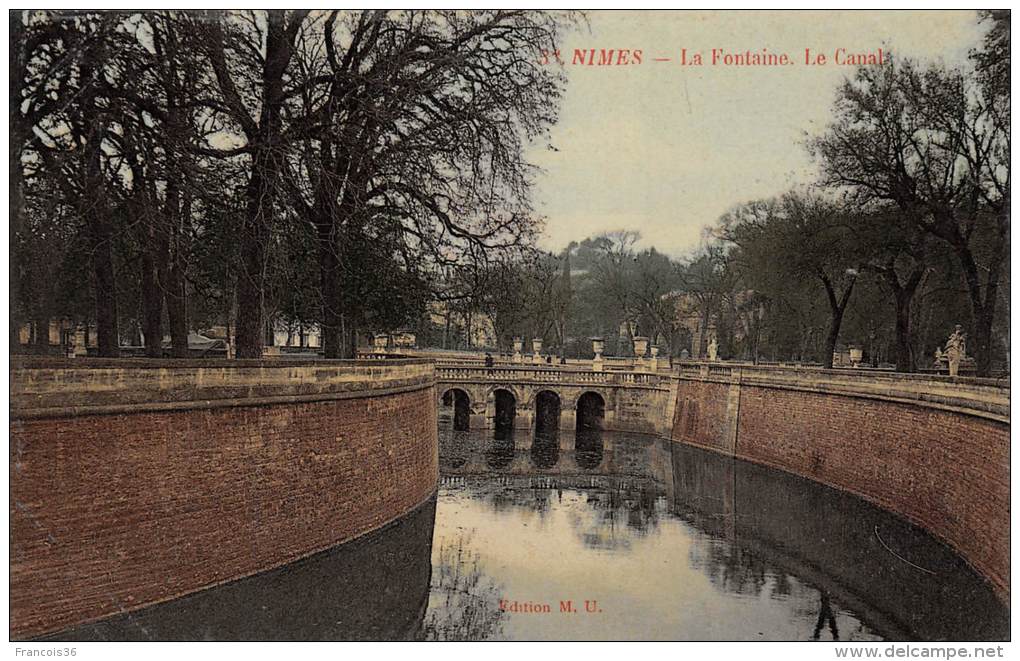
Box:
[435,364,676,435]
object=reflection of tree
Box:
[568,487,665,551]
[487,486,552,518]
[422,533,506,641]
[812,592,840,641]
[690,541,770,597]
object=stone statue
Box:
[707,335,718,362]
[944,325,967,377]
[933,346,943,369]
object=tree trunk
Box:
[10,13,27,349]
[820,273,856,370]
[32,316,48,352]
[973,309,995,377]
[822,310,845,370]
[235,161,269,358]
[933,211,1006,377]
[892,290,914,373]
[141,250,163,357]
[166,257,188,358]
[232,12,296,359]
[878,265,924,374]
[318,224,343,358]
[342,318,358,359]
[91,229,120,357]
[957,242,1002,377]
[166,196,189,358]
[80,35,119,357]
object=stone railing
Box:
[674,361,1009,423]
[435,364,669,388]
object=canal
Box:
[47,428,1007,641]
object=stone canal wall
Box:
[9,358,439,639]
[668,363,1010,602]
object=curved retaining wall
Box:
[668,363,1010,602]
[9,358,439,639]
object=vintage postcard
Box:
[7,7,1011,652]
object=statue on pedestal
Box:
[707,335,718,362]
[944,325,967,377]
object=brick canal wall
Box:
[9,358,439,639]
[669,363,1010,602]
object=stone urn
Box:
[532,337,544,364]
[512,337,524,363]
[633,336,649,358]
[373,333,389,353]
[591,337,605,372]
[849,346,863,367]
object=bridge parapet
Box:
[436,364,668,388]
[435,363,674,435]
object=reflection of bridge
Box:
[435,364,677,435]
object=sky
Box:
[527,10,988,259]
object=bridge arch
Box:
[576,391,606,432]
[491,388,517,431]
[534,390,562,436]
[439,387,471,431]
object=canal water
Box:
[48,428,1008,641]
[425,428,1007,641]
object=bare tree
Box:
[810,51,1009,375]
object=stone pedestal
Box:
[73,327,88,357]
[650,345,662,371]
[373,333,389,354]
[591,337,605,372]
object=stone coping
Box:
[10,357,436,418]
[676,361,1010,387]
[675,363,1010,423]
[10,356,429,370]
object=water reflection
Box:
[531,432,559,469]
[435,430,1009,641]
[574,429,604,469]
[485,426,515,470]
[43,430,1008,641]
[670,442,1009,641]
[422,532,506,641]
[44,497,438,641]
